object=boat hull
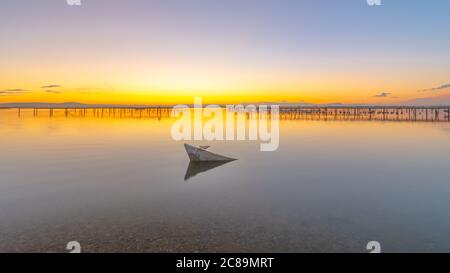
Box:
[184,144,236,162]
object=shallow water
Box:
[1,108,450,252]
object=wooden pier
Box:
[5,106,450,122]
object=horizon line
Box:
[1,102,450,108]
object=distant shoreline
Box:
[1,102,450,109]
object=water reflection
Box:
[184,160,235,181]
[2,108,450,252]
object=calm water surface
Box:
[1,109,450,252]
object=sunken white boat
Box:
[184,144,236,162]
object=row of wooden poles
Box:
[15,107,450,121]
[22,107,171,119]
[278,107,450,121]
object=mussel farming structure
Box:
[6,106,450,122]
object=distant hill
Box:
[0,102,88,108]
[0,102,168,108]
[1,101,449,108]
[398,93,450,106]
[0,102,371,108]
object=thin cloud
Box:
[45,90,62,94]
[418,83,450,92]
[374,92,391,98]
[41,84,62,88]
[1,88,28,92]
[0,89,29,96]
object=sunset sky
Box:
[1,0,449,105]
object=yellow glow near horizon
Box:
[0,85,434,105]
[0,58,448,105]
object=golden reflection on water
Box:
[2,108,450,143]
[2,107,450,162]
